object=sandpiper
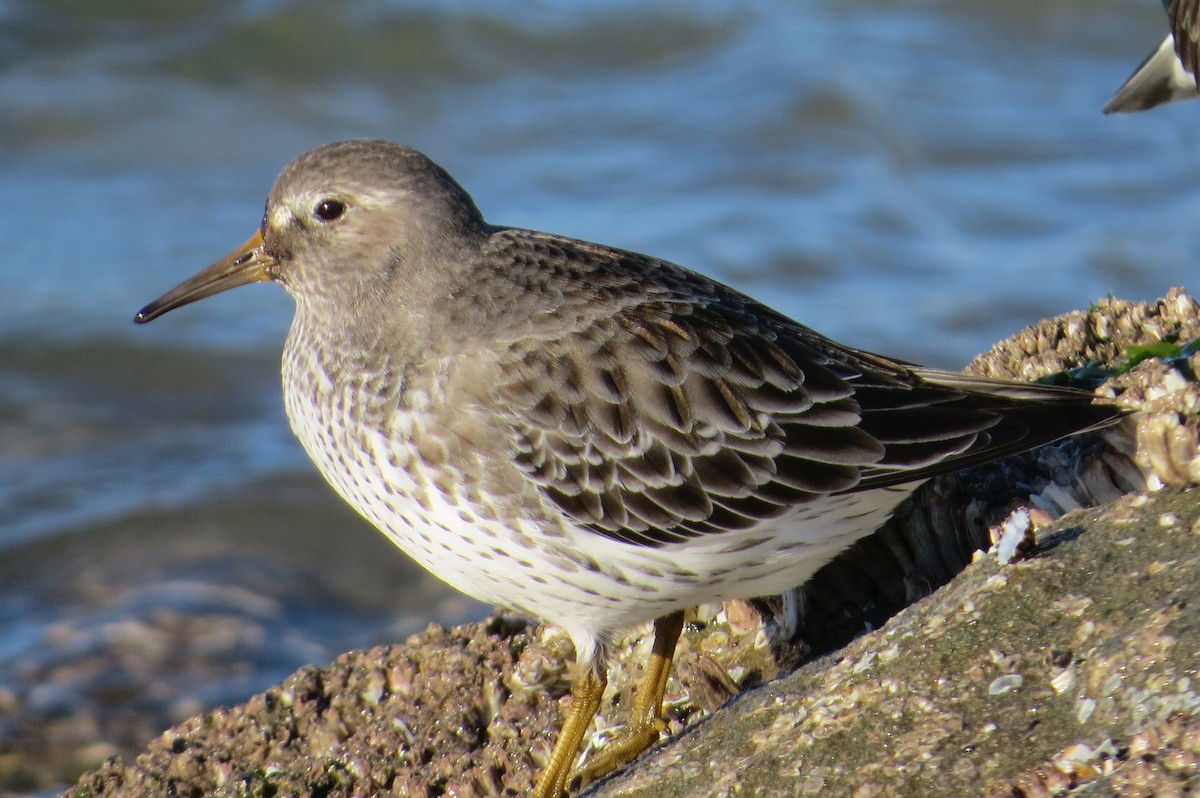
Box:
[1106,0,1200,112]
[136,139,1124,797]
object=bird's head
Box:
[135,139,487,325]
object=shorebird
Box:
[136,140,1124,796]
[1106,0,1200,112]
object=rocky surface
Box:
[0,475,483,798]
[597,487,1200,798]
[46,290,1200,796]
[62,488,1200,798]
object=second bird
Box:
[1106,0,1200,112]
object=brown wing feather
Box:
[1172,0,1200,78]
[480,230,1123,548]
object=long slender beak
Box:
[134,231,277,324]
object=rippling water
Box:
[0,0,1194,792]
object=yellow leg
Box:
[532,666,606,798]
[568,610,686,792]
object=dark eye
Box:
[314,199,345,222]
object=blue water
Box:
[0,0,1194,790]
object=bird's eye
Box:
[314,199,346,222]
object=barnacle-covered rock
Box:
[772,289,1199,658]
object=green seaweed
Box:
[1036,335,1199,389]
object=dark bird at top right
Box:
[1106,0,1200,112]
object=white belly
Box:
[281,337,917,649]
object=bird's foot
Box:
[567,716,667,792]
